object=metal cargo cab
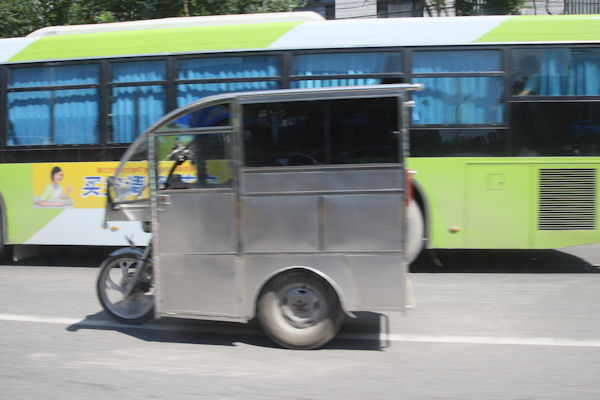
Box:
[99,84,420,349]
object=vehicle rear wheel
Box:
[0,214,6,261]
[406,201,425,263]
[257,270,344,350]
[96,252,154,324]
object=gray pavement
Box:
[1,264,600,399]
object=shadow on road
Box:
[1,245,120,267]
[4,246,599,274]
[410,249,599,273]
[65,311,387,351]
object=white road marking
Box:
[2,312,600,348]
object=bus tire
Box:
[0,225,4,260]
[406,201,425,264]
[257,270,344,350]
[0,212,6,261]
[96,251,154,324]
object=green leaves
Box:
[0,0,308,38]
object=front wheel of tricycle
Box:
[257,270,344,350]
[96,251,155,324]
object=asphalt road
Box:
[1,258,599,400]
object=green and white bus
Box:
[1,11,599,260]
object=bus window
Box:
[412,50,504,125]
[8,89,100,146]
[176,56,281,106]
[8,64,100,146]
[291,52,402,88]
[410,128,508,157]
[109,60,167,143]
[511,101,600,156]
[512,48,600,96]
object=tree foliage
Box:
[0,0,308,38]
[1,0,527,38]
[441,0,526,16]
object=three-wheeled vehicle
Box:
[98,84,420,349]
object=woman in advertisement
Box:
[36,166,73,207]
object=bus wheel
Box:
[257,270,344,350]
[96,252,154,324]
[0,216,6,261]
[407,201,425,263]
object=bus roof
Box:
[2,14,600,64]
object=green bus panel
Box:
[0,164,62,244]
[465,164,533,248]
[408,157,600,250]
[476,15,600,44]
[9,22,303,62]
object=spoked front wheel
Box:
[96,251,155,324]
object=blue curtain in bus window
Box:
[8,89,99,145]
[176,56,280,106]
[412,77,504,124]
[412,50,503,124]
[540,50,569,95]
[112,86,166,143]
[112,60,166,83]
[177,81,279,107]
[7,91,52,145]
[9,64,99,88]
[570,49,600,95]
[54,89,99,144]
[413,50,500,73]
[513,49,600,96]
[290,52,400,88]
[291,78,381,89]
[8,64,100,145]
[178,56,280,80]
[111,61,167,143]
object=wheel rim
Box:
[99,257,154,320]
[278,284,326,329]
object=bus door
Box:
[153,126,239,317]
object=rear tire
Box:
[406,201,425,263]
[96,251,154,324]
[0,213,6,262]
[257,271,343,350]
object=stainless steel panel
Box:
[157,191,236,254]
[157,254,239,316]
[242,169,402,194]
[242,196,319,252]
[323,194,404,252]
[342,255,406,309]
[241,254,406,317]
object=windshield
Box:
[108,135,150,203]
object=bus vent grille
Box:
[538,169,596,230]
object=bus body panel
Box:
[408,157,600,249]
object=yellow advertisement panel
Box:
[32,160,231,209]
[32,162,149,209]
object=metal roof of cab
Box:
[152,83,423,132]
